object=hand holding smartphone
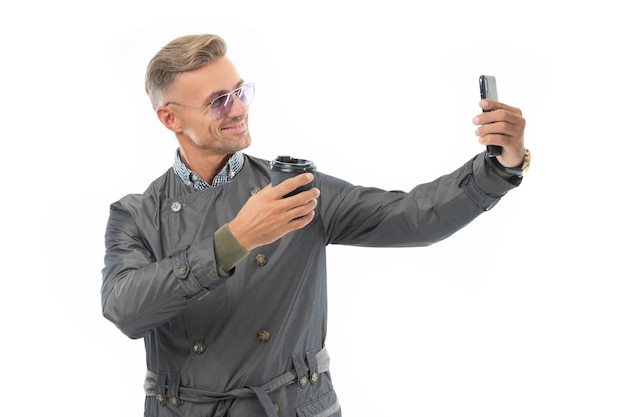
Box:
[479,75,502,157]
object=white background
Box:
[1,1,624,416]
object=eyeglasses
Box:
[165,82,255,120]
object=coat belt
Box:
[144,347,330,417]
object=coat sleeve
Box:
[319,152,519,247]
[100,196,226,339]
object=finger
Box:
[272,173,315,197]
[479,99,522,115]
[287,197,318,220]
[473,108,525,130]
[283,186,320,204]
[279,190,319,224]
[475,120,520,139]
[289,210,316,229]
[476,123,525,162]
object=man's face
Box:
[160,57,252,157]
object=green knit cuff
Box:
[214,224,249,278]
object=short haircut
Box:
[145,34,228,110]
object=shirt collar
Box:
[173,149,244,190]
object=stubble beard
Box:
[187,123,252,156]
[220,129,252,155]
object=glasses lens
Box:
[210,93,233,120]
[209,83,255,120]
[237,83,255,105]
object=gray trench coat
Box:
[101,153,517,417]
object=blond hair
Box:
[145,34,228,109]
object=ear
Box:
[156,106,184,133]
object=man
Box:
[101,34,529,417]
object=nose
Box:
[226,94,248,118]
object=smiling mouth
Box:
[221,122,246,132]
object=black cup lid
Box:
[270,156,317,173]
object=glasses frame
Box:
[164,82,255,120]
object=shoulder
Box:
[244,154,270,173]
[110,169,182,215]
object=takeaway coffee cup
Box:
[269,156,317,197]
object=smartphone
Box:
[479,75,502,157]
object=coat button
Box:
[176,265,187,276]
[298,376,308,386]
[156,393,166,406]
[171,201,182,212]
[274,403,280,413]
[170,396,180,406]
[310,372,318,382]
[257,330,271,343]
[255,254,267,266]
[250,186,262,195]
[193,341,206,354]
